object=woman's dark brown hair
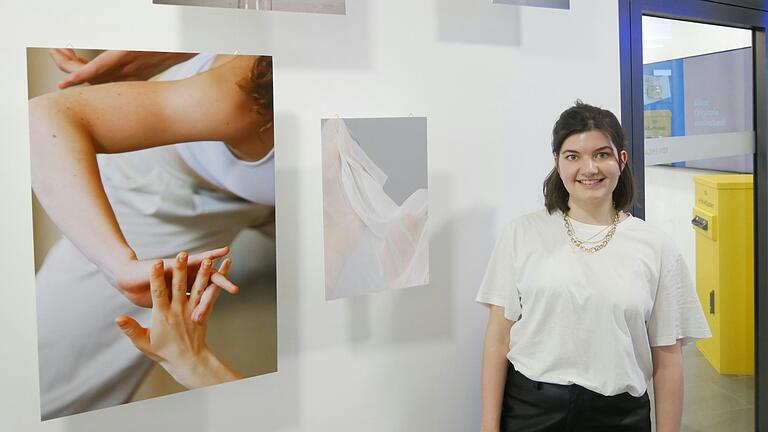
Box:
[543,100,635,214]
[238,55,273,118]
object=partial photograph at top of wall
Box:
[154,0,346,15]
[492,0,569,10]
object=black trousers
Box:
[500,364,651,432]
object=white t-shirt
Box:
[475,209,711,397]
[161,54,276,205]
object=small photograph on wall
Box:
[492,0,569,9]
[154,0,346,15]
[321,117,429,300]
[27,48,277,420]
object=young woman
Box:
[477,102,711,431]
[30,52,275,419]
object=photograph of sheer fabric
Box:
[491,0,570,10]
[321,117,428,300]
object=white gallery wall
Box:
[0,0,621,430]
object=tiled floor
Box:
[649,343,755,432]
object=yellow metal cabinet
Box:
[692,174,753,375]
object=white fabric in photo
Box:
[322,118,428,300]
[171,54,276,205]
[475,209,711,397]
[37,145,272,419]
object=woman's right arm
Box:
[29,90,145,296]
[480,305,514,432]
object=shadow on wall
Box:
[396,207,496,431]
[345,173,495,345]
[436,0,522,46]
[250,113,305,431]
[175,0,371,69]
[346,173,498,430]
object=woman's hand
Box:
[49,49,195,89]
[108,246,239,308]
[115,252,241,389]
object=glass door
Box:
[641,15,755,431]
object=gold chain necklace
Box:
[577,224,613,244]
[563,211,620,253]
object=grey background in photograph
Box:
[154,0,346,14]
[492,0,570,9]
[328,117,428,206]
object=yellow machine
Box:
[691,174,753,375]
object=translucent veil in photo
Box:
[322,118,428,299]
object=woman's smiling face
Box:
[556,130,627,208]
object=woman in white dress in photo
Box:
[30,51,274,419]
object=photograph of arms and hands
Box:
[28,48,277,420]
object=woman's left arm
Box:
[651,341,683,432]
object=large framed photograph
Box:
[27,48,277,420]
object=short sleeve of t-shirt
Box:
[475,224,523,322]
[647,239,712,346]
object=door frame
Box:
[618,0,768,430]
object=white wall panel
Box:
[0,0,621,430]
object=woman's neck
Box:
[566,199,616,225]
[225,124,274,162]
